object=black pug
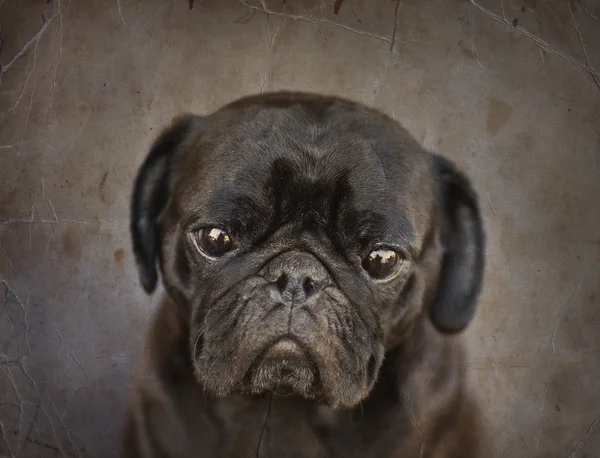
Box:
[123,92,486,458]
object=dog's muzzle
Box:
[242,252,330,394]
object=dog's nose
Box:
[275,271,317,299]
[266,252,329,301]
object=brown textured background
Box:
[1,0,599,456]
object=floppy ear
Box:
[130,116,195,294]
[429,156,485,333]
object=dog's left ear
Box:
[429,156,485,333]
[130,115,196,294]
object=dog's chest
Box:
[204,395,423,458]
[209,396,327,458]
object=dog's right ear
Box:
[131,116,195,294]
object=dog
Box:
[123,92,486,458]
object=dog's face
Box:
[131,93,484,409]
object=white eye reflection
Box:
[194,228,233,258]
[362,249,402,279]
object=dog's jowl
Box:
[124,92,486,458]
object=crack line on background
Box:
[469,0,600,90]
[237,0,392,44]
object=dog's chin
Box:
[196,335,378,408]
[242,339,320,398]
[243,358,319,398]
[197,337,323,401]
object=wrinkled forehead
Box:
[173,102,433,242]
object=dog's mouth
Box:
[242,337,321,397]
[261,337,309,362]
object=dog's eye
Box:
[362,249,402,280]
[194,228,233,258]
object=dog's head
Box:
[130,93,484,409]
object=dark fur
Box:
[124,92,486,457]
